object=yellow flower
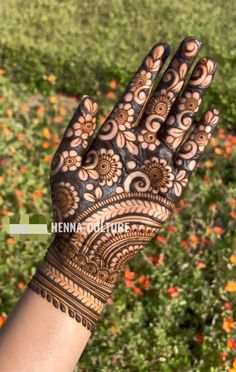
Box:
[230,255,236,265]
[49,95,58,104]
[47,74,57,83]
[226,281,236,293]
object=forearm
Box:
[0,289,91,372]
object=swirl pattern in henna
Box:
[29,38,219,331]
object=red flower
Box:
[167,225,176,233]
[132,286,144,296]
[138,276,151,289]
[156,235,167,244]
[149,255,164,266]
[167,287,180,297]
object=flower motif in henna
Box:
[146,89,175,119]
[52,182,80,219]
[138,130,160,151]
[113,102,134,130]
[142,157,174,193]
[67,113,97,148]
[178,91,202,112]
[95,148,122,186]
[130,70,152,92]
[61,150,81,171]
[193,124,212,151]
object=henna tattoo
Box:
[28,38,219,331]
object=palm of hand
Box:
[50,38,219,282]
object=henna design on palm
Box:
[29,38,220,330]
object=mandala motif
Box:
[52,182,80,219]
[137,130,160,150]
[142,157,174,193]
[146,89,174,119]
[95,148,122,186]
[61,150,81,171]
[178,91,202,112]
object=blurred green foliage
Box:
[0,0,236,130]
[0,1,236,371]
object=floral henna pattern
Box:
[29,39,219,331]
[162,58,216,150]
[98,43,169,154]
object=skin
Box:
[0,37,219,371]
[0,290,91,372]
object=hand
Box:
[29,37,219,331]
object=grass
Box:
[0,1,236,370]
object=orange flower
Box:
[1,209,10,216]
[6,169,13,176]
[0,96,5,104]
[59,106,67,116]
[222,317,235,333]
[0,315,6,327]
[218,128,226,139]
[220,352,228,363]
[124,269,135,280]
[156,235,167,244]
[148,255,164,266]
[18,282,26,290]
[189,234,200,245]
[17,133,25,141]
[47,74,57,83]
[42,142,50,149]
[132,286,143,296]
[225,281,236,293]
[37,106,45,116]
[109,80,117,89]
[54,116,64,123]
[194,333,204,344]
[6,108,13,117]
[20,103,29,113]
[230,255,236,265]
[42,128,52,139]
[44,155,52,164]
[212,226,224,236]
[0,176,5,183]
[0,68,5,76]
[125,279,135,289]
[15,190,24,198]
[229,199,236,208]
[230,211,236,219]
[138,276,151,289]
[215,147,223,155]
[233,358,236,369]
[195,261,207,269]
[7,238,15,245]
[227,338,236,350]
[100,113,109,125]
[106,91,116,99]
[20,166,27,174]
[167,287,180,297]
[204,160,214,169]
[210,137,217,147]
[181,240,189,249]
[31,189,43,200]
[224,302,233,311]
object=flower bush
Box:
[0,1,236,370]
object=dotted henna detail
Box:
[28,38,219,331]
